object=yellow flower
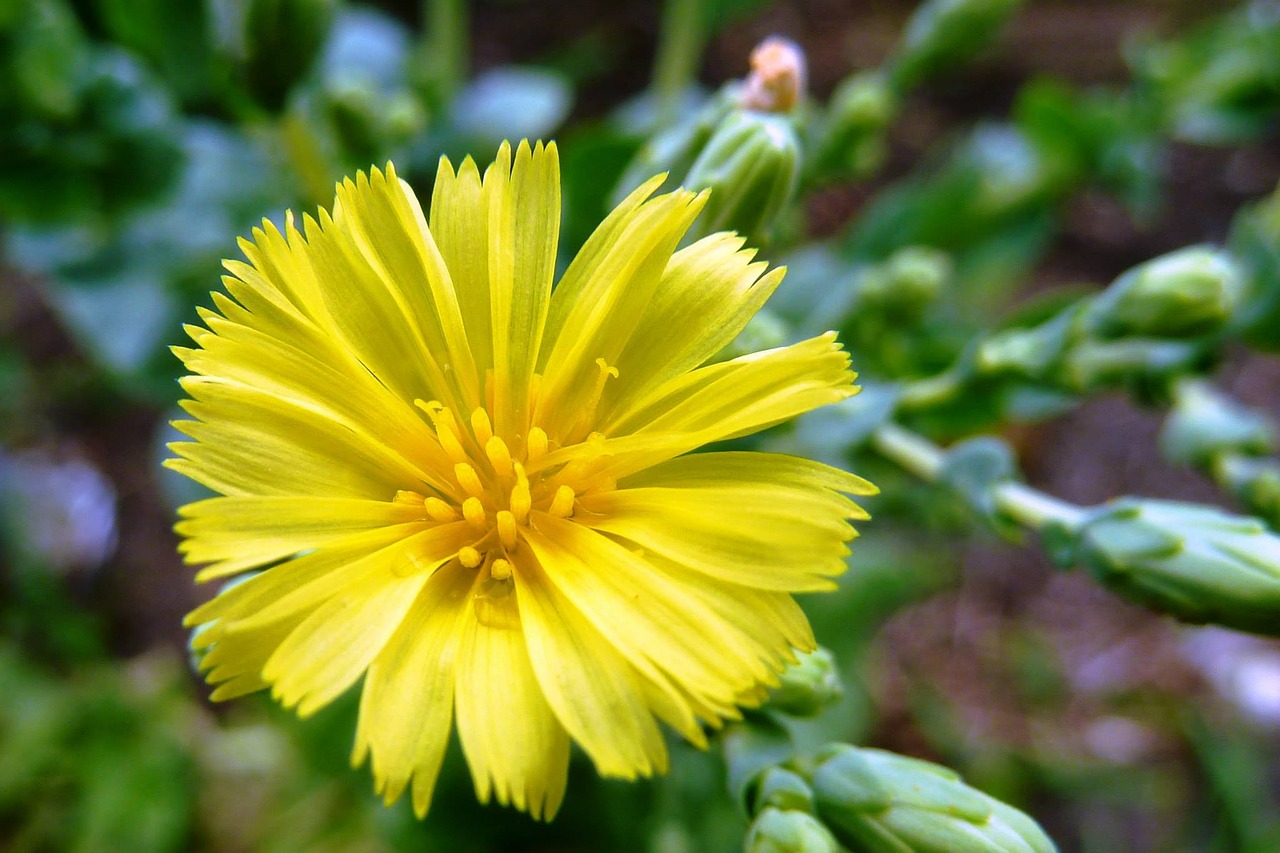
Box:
[170,140,874,820]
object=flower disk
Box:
[170,140,875,820]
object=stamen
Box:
[454,462,484,496]
[548,484,576,518]
[527,426,548,461]
[470,407,494,446]
[485,435,513,477]
[462,497,486,528]
[490,558,512,580]
[458,546,482,568]
[419,401,467,462]
[496,510,518,550]
[424,497,459,522]
[510,465,532,523]
[393,490,425,505]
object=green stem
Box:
[425,0,467,104]
[652,0,704,128]
[992,481,1088,532]
[897,369,965,411]
[279,111,333,207]
[869,422,945,481]
[870,423,1089,532]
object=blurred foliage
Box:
[5,0,1280,850]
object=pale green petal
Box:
[455,588,571,820]
[513,551,667,779]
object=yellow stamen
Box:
[490,558,512,580]
[454,462,484,496]
[458,546,482,568]
[527,426,548,461]
[497,510,518,550]
[421,402,467,462]
[424,497,458,522]
[462,497,486,528]
[485,435,513,477]
[548,484,576,518]
[470,407,493,446]
[393,490,425,505]
[510,466,532,523]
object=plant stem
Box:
[992,481,1089,532]
[425,0,467,105]
[652,0,704,128]
[279,111,333,208]
[869,422,944,481]
[870,423,1089,532]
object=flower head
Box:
[170,140,874,819]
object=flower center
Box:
[395,395,606,587]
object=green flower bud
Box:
[684,110,801,245]
[890,0,1025,93]
[1215,454,1280,530]
[723,717,795,813]
[1160,380,1275,466]
[812,745,1056,853]
[813,72,895,179]
[753,767,816,815]
[1093,246,1245,340]
[1069,498,1280,636]
[242,0,337,112]
[769,648,842,717]
[611,86,738,208]
[859,247,949,320]
[745,807,841,853]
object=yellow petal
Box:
[483,140,560,438]
[524,516,781,716]
[356,560,472,817]
[602,233,784,415]
[455,587,570,820]
[264,565,430,717]
[535,186,706,441]
[431,156,493,380]
[513,551,667,779]
[177,496,431,578]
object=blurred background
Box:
[3,0,1280,850]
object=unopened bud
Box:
[1095,247,1244,340]
[1215,454,1280,530]
[813,72,895,178]
[1068,498,1280,636]
[740,37,807,113]
[890,0,1025,92]
[859,247,949,320]
[812,745,1056,853]
[768,648,842,717]
[684,110,801,244]
[1160,380,1275,466]
[745,807,840,853]
[242,0,337,112]
[753,767,815,815]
